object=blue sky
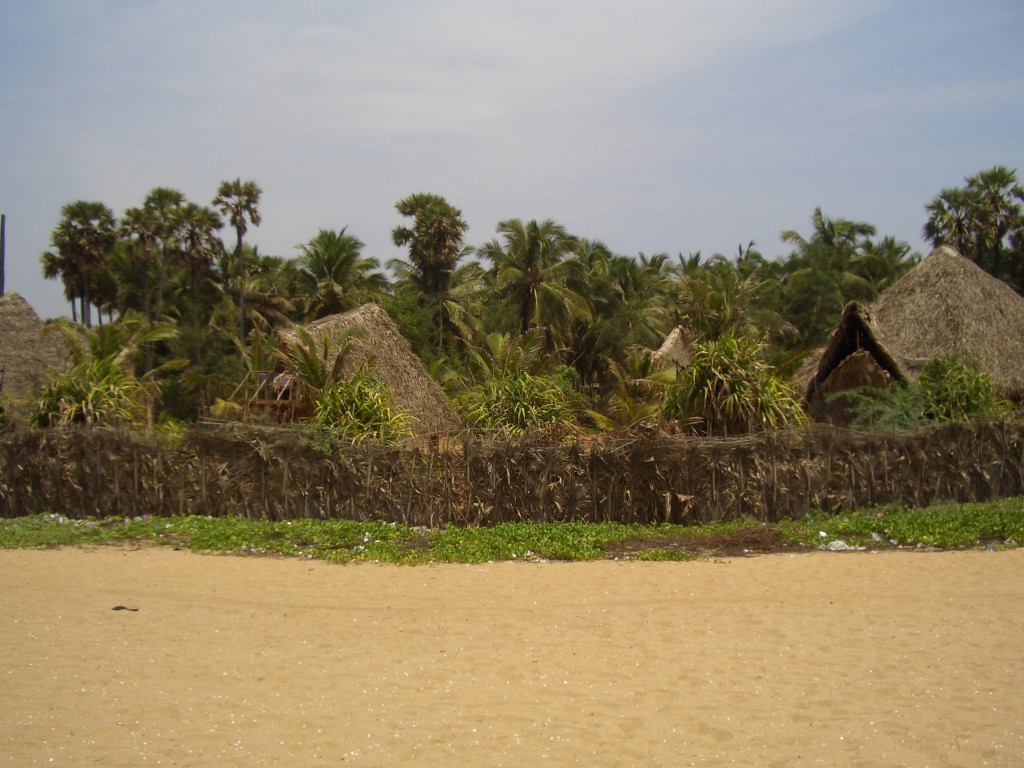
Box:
[2,0,1023,319]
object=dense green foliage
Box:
[924,166,1024,292]
[310,372,412,445]
[31,357,147,428]
[842,355,1009,430]
[32,167,1022,437]
[664,331,807,435]
[2,497,1021,562]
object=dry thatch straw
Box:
[277,303,462,438]
[654,325,693,368]
[870,246,1024,398]
[805,302,907,424]
[0,293,71,416]
[806,247,1024,421]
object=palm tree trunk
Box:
[235,229,245,343]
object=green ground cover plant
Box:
[2,497,1021,563]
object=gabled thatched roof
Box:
[806,247,1024,421]
[653,326,693,368]
[0,293,72,413]
[277,303,461,437]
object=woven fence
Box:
[2,420,1023,525]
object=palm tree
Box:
[141,187,186,321]
[923,167,1024,285]
[478,218,590,344]
[967,166,1023,281]
[120,205,160,321]
[923,187,983,259]
[568,244,671,391]
[669,255,769,342]
[213,179,263,340]
[779,208,878,345]
[42,201,118,327]
[171,203,223,308]
[391,193,468,353]
[295,228,387,320]
[855,236,918,294]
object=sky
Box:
[2,0,1023,320]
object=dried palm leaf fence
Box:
[2,420,1024,525]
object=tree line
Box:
[32,166,1024,436]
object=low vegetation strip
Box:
[1,497,1021,564]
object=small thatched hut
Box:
[276,303,462,438]
[0,293,71,415]
[806,246,1024,423]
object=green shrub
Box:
[843,354,1009,430]
[32,357,147,428]
[457,367,582,435]
[664,330,806,435]
[308,371,412,444]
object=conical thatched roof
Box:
[806,247,1024,421]
[654,326,693,367]
[277,303,461,437]
[868,246,1024,396]
[0,293,72,414]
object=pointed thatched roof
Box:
[868,245,1024,396]
[806,247,1024,421]
[277,303,461,437]
[0,293,72,413]
[653,326,693,368]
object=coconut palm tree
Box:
[478,218,590,345]
[779,208,878,345]
[295,228,388,320]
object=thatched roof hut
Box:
[0,293,71,414]
[277,303,461,437]
[806,246,1024,423]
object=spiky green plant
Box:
[32,357,147,427]
[664,330,806,435]
[309,370,412,444]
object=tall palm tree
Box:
[120,205,160,320]
[295,228,387,320]
[967,166,1023,280]
[213,179,263,340]
[923,187,982,259]
[478,218,590,344]
[391,193,468,354]
[779,208,878,345]
[43,201,118,327]
[172,203,223,307]
[141,187,186,321]
[924,167,1024,287]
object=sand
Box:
[1,546,1023,767]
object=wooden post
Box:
[0,213,6,296]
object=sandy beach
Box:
[2,546,1023,767]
